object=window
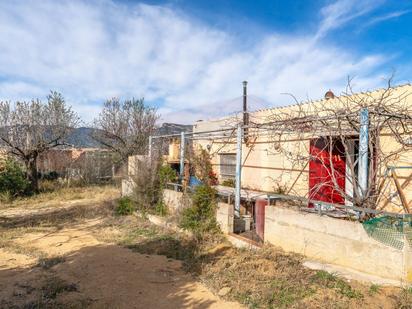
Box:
[220,153,236,178]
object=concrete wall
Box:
[163,189,184,214]
[121,178,135,197]
[265,206,409,282]
[216,202,234,234]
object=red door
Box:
[309,138,346,205]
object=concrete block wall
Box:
[216,202,234,234]
[163,189,185,215]
[121,178,135,197]
[264,206,409,282]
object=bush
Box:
[221,178,235,187]
[116,197,135,215]
[155,200,168,216]
[0,158,29,198]
[180,185,219,235]
[131,158,176,214]
[159,164,177,185]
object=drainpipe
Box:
[235,124,243,218]
[358,108,369,199]
[179,132,185,183]
[243,81,249,143]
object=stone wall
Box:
[264,206,409,282]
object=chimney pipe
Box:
[243,81,248,142]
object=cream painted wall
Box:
[190,85,412,211]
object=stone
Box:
[218,287,231,297]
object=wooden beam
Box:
[392,170,410,213]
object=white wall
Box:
[265,206,409,282]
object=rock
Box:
[218,287,231,297]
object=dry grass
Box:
[108,220,407,309]
[1,184,119,210]
[1,185,411,309]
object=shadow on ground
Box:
[0,201,113,229]
[0,242,228,309]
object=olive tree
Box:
[93,97,159,162]
[0,92,79,192]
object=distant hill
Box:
[65,127,102,148]
[65,123,193,148]
[156,123,193,136]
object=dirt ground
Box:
[1,185,412,309]
[0,186,242,308]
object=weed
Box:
[313,270,338,283]
[116,197,135,215]
[313,270,363,299]
[368,284,381,295]
[37,256,66,270]
[269,279,315,308]
[41,277,78,300]
[155,200,168,216]
[128,235,198,262]
[396,286,412,308]
[119,226,159,246]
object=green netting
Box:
[362,216,412,250]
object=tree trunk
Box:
[26,156,39,192]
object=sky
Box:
[0,0,412,125]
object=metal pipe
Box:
[235,124,242,217]
[243,81,249,142]
[358,108,369,199]
[148,136,152,162]
[151,127,235,139]
[179,132,185,182]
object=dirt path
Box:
[0,188,243,308]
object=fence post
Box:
[358,108,369,198]
[235,124,243,218]
[180,132,185,182]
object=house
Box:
[147,84,412,283]
[178,84,412,214]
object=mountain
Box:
[65,123,192,148]
[156,123,193,136]
[65,127,102,148]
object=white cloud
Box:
[362,10,412,28]
[0,0,389,124]
[316,0,385,39]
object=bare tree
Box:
[93,97,159,162]
[0,92,79,192]
[253,77,412,213]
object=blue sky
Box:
[0,0,411,124]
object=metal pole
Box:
[179,132,185,182]
[148,136,152,161]
[235,124,242,218]
[243,81,249,143]
[358,108,369,198]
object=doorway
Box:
[309,138,346,206]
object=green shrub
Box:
[116,197,135,215]
[180,185,219,235]
[155,200,168,216]
[159,164,177,185]
[0,158,29,198]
